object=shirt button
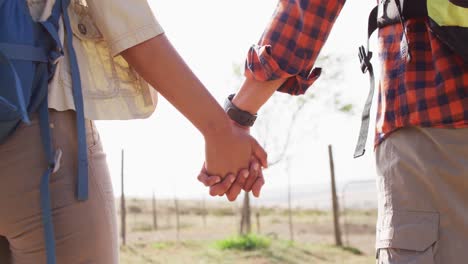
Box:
[78,23,87,35]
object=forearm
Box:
[121,33,230,138]
[244,0,345,96]
[231,77,286,114]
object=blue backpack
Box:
[0,0,88,263]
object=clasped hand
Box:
[198,121,267,201]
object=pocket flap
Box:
[376,211,439,252]
[69,1,103,41]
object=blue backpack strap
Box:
[38,93,57,264]
[40,0,63,52]
[61,0,89,201]
[0,43,48,62]
[41,0,88,201]
[35,1,89,263]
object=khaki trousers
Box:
[0,110,118,264]
[375,127,468,264]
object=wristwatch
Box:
[224,94,257,127]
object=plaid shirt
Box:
[245,0,468,145]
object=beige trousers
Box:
[0,110,118,264]
[375,127,468,264]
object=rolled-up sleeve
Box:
[87,0,164,56]
[245,0,346,95]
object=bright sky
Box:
[95,0,381,203]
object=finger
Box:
[209,174,236,196]
[243,159,260,192]
[197,171,222,187]
[251,173,265,198]
[251,139,268,168]
[226,169,249,201]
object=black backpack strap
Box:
[353,6,378,158]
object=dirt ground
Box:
[118,199,377,263]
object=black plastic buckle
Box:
[358,46,373,74]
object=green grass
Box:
[152,241,174,250]
[121,239,375,264]
[341,246,363,255]
[215,234,271,251]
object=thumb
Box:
[251,138,268,168]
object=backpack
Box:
[0,0,88,263]
[353,0,468,158]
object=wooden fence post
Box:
[256,212,261,234]
[286,160,294,242]
[152,190,158,230]
[202,197,207,227]
[120,149,126,246]
[240,192,251,235]
[175,198,180,242]
[328,145,343,247]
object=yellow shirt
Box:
[27,0,162,120]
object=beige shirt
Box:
[28,0,162,120]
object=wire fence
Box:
[117,178,378,255]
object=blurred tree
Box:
[232,53,354,235]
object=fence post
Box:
[202,197,207,227]
[175,198,180,242]
[286,159,294,242]
[256,212,261,234]
[328,145,343,247]
[152,190,158,230]
[240,192,251,235]
[120,149,126,246]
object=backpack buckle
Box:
[50,148,63,174]
[49,50,63,65]
[358,46,373,73]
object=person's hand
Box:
[242,158,264,195]
[224,123,266,199]
[204,122,267,180]
[197,158,265,201]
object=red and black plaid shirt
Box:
[244,0,468,146]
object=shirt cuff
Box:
[244,44,322,95]
[109,21,165,57]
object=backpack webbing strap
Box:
[40,21,63,53]
[61,0,89,201]
[36,0,89,263]
[0,43,48,62]
[38,95,57,264]
[353,6,378,158]
[40,0,88,201]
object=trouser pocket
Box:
[376,210,439,264]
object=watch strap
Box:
[224,94,257,127]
